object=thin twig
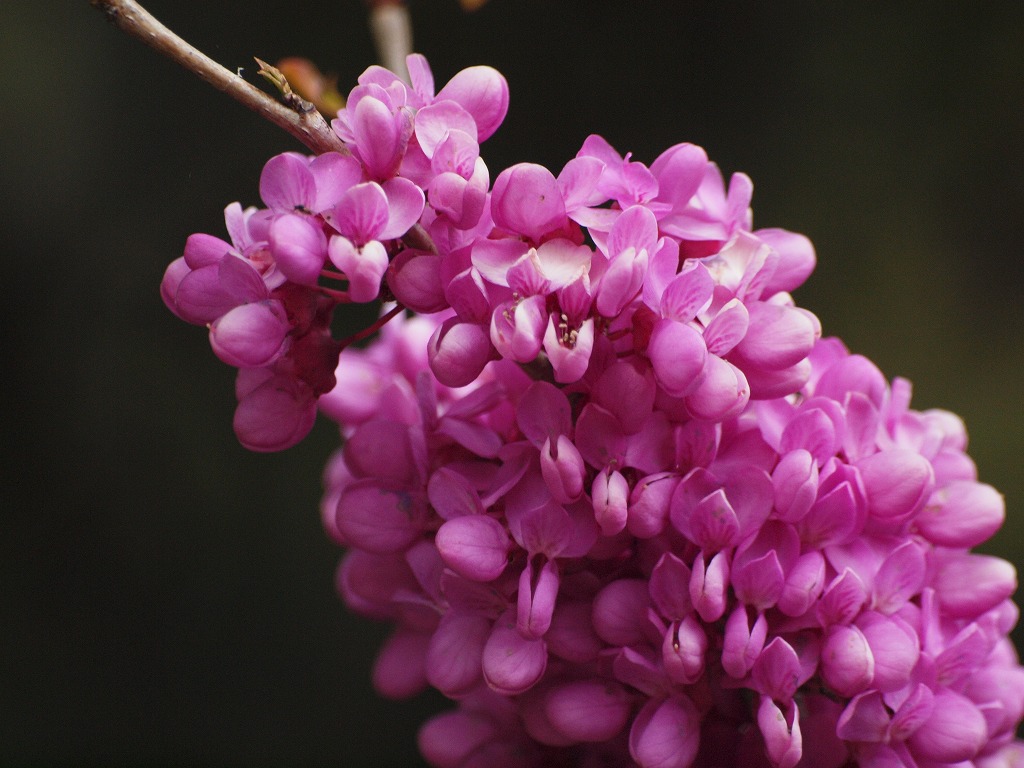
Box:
[89,0,348,155]
[341,304,406,348]
[367,0,412,82]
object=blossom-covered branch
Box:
[92,0,1023,758]
[157,50,1024,767]
[89,0,347,155]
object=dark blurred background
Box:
[2,1,1022,765]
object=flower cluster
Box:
[163,54,1024,767]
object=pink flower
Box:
[162,54,1024,768]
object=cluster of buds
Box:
[162,54,1024,768]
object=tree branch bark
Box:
[89,0,349,155]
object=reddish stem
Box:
[318,287,353,303]
[340,304,405,348]
[319,268,349,282]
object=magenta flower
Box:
[160,52,1024,768]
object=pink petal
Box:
[733,302,817,371]
[778,551,826,617]
[835,691,890,743]
[703,298,750,357]
[540,435,586,504]
[592,579,651,646]
[435,65,510,141]
[418,710,497,768]
[387,250,447,313]
[309,151,364,212]
[673,487,739,552]
[592,468,630,536]
[471,238,530,287]
[372,629,429,699]
[481,609,547,695]
[379,176,426,239]
[689,549,730,623]
[334,478,425,553]
[429,165,488,230]
[437,417,503,459]
[856,612,919,692]
[858,448,934,532]
[591,359,657,435]
[217,251,270,304]
[490,163,566,242]
[757,696,802,768]
[662,616,707,685]
[934,623,992,687]
[888,683,934,743]
[780,407,839,467]
[629,695,701,768]
[872,540,926,614]
[343,419,416,485]
[797,480,861,549]
[647,318,707,397]
[269,212,327,285]
[514,502,574,558]
[628,472,679,539]
[517,557,559,639]
[544,680,631,743]
[330,182,390,244]
[743,359,812,400]
[425,612,490,697]
[534,239,593,290]
[558,155,607,212]
[813,353,888,409]
[650,142,709,209]
[183,233,233,268]
[415,100,478,156]
[907,690,987,763]
[650,553,693,621]
[608,204,658,259]
[543,316,595,384]
[722,604,767,678]
[732,549,785,611]
[516,381,572,446]
[327,236,388,303]
[659,262,715,322]
[933,552,1017,618]
[489,294,546,362]
[816,568,868,627]
[259,152,315,211]
[209,300,289,368]
[915,480,1005,548]
[429,126,478,176]
[772,449,818,523]
[427,466,484,520]
[232,374,316,452]
[351,95,407,180]
[821,625,874,697]
[546,602,604,664]
[756,228,816,295]
[174,259,259,325]
[160,257,192,321]
[435,515,510,582]
[405,53,435,102]
[427,318,493,388]
[684,354,750,422]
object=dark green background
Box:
[3,1,1022,765]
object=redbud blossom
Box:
[162,52,1024,768]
